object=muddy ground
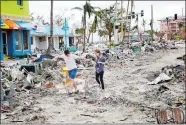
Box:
[1,47,185,124]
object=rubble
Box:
[0,43,185,123]
[147,73,171,85]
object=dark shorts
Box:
[68,68,78,79]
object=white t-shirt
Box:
[60,54,78,70]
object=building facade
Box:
[31,25,75,52]
[158,16,185,40]
[0,0,33,60]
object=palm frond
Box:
[71,7,83,11]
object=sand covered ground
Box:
[1,46,185,124]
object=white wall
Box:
[31,37,36,51]
[31,36,61,51]
[53,37,59,50]
[39,36,48,50]
[74,36,78,45]
[31,36,48,50]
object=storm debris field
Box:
[0,43,185,124]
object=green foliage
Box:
[75,28,84,35]
[178,22,184,29]
[72,1,99,51]
[98,30,108,37]
[108,43,120,47]
[175,35,181,40]
[95,6,116,42]
[90,15,98,33]
[7,75,12,81]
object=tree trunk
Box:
[87,30,91,44]
[83,12,86,52]
[122,0,130,43]
[109,34,112,43]
[128,0,133,45]
[47,0,53,54]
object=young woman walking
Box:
[94,49,106,90]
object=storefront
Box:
[0,19,33,60]
[31,25,68,51]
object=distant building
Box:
[158,16,185,40]
[31,25,75,51]
[0,0,33,60]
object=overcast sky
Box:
[29,1,185,41]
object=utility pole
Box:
[151,5,154,41]
[114,0,118,44]
[128,0,133,44]
[122,0,130,43]
[137,15,139,41]
[182,8,183,16]
[62,18,69,48]
[120,0,123,43]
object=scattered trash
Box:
[148,73,171,85]
[158,85,169,93]
[0,42,184,124]
[177,55,185,61]
[44,81,55,88]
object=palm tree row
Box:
[72,1,127,51]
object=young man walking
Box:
[57,50,79,94]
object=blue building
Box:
[0,20,34,60]
[31,25,74,52]
[0,0,33,60]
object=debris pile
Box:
[148,65,185,85]
[1,42,185,123]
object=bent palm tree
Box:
[72,1,97,52]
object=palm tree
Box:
[72,1,96,52]
[90,15,98,44]
[96,7,114,43]
[47,0,53,54]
